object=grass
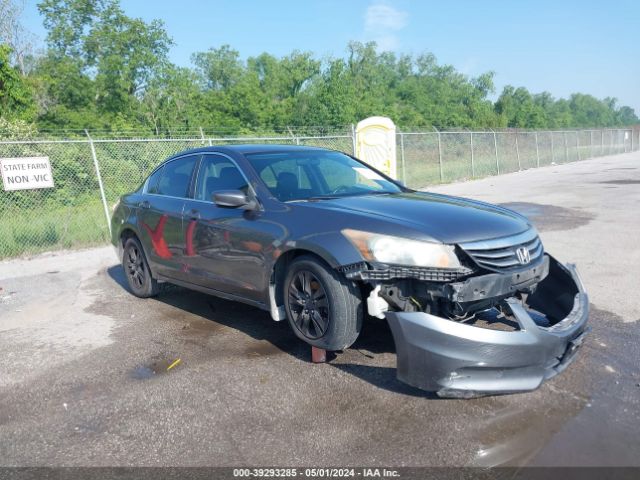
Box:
[0,136,629,259]
[398,137,619,190]
[0,199,109,259]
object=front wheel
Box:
[284,255,363,351]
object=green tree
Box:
[569,93,615,127]
[37,0,172,124]
[616,106,639,126]
[8,0,640,134]
[0,44,35,120]
[495,86,546,128]
[192,45,243,91]
[141,65,205,134]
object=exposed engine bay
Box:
[341,245,589,397]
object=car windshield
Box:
[245,150,403,202]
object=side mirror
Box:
[213,190,256,209]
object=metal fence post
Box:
[576,132,580,161]
[551,132,555,163]
[469,131,475,177]
[85,130,112,236]
[609,130,613,155]
[515,130,521,170]
[351,123,357,155]
[400,132,407,185]
[563,131,568,162]
[616,130,624,153]
[200,126,212,146]
[534,131,540,167]
[619,130,623,153]
[601,130,604,156]
[287,126,300,145]
[434,126,443,182]
[590,130,594,158]
[492,129,500,174]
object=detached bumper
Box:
[385,258,589,397]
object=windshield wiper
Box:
[285,195,340,203]
[361,190,395,196]
[288,191,397,203]
[304,195,343,201]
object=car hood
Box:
[300,191,531,244]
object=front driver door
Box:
[182,153,275,302]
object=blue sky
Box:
[21,0,640,113]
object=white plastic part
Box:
[269,283,286,321]
[367,285,389,319]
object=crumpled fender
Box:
[385,255,589,398]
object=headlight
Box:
[342,229,461,268]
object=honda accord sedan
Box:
[111,145,589,397]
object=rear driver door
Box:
[138,154,199,280]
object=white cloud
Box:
[364,2,408,52]
[365,3,408,32]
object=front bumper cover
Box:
[385,256,589,397]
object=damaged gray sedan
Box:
[111,145,589,398]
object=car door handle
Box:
[188,209,201,220]
[139,200,151,209]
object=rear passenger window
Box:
[156,156,197,198]
[195,155,248,201]
[146,167,163,194]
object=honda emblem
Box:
[516,246,531,265]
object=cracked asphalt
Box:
[1,151,639,467]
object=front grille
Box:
[459,229,544,272]
[352,265,473,282]
[340,262,473,282]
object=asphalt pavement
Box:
[1,151,639,468]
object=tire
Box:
[284,255,363,351]
[122,237,160,298]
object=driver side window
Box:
[195,154,248,201]
[259,159,311,189]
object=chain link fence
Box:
[397,127,638,189]
[0,126,638,259]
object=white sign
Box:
[355,116,397,179]
[1,157,54,191]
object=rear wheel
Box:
[284,255,362,351]
[123,237,159,298]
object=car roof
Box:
[166,144,331,160]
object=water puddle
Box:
[499,202,594,231]
[598,179,640,185]
[130,357,182,380]
[469,306,640,467]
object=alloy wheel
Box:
[287,270,330,339]
[125,244,146,289]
